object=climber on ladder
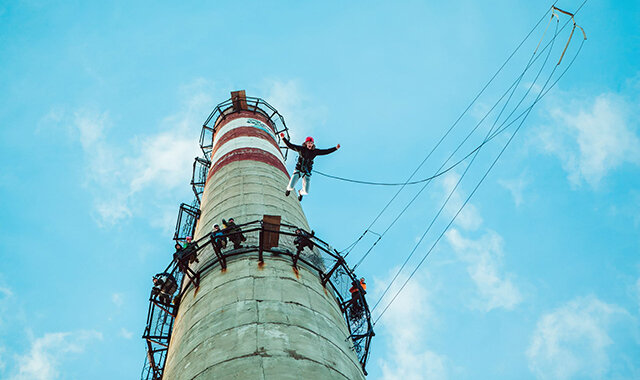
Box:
[280,133,340,201]
[349,277,367,320]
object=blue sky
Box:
[0,0,639,379]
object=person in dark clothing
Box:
[223,218,246,249]
[349,278,367,319]
[293,228,314,255]
[280,133,340,201]
[174,237,199,273]
[184,237,198,263]
[152,272,178,305]
[210,224,227,254]
[180,236,193,249]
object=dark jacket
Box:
[154,273,178,295]
[294,230,314,250]
[282,137,337,174]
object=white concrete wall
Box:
[163,257,364,380]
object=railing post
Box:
[258,221,264,264]
[292,249,301,269]
[184,266,200,288]
[322,256,345,287]
[210,237,227,270]
[220,252,227,270]
[144,218,374,378]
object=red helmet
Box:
[305,136,314,143]
[186,236,192,242]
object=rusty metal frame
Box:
[173,203,200,243]
[190,157,211,204]
[199,96,291,163]
[141,220,375,379]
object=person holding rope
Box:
[280,133,340,201]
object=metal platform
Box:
[141,219,374,380]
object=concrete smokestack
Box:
[162,91,367,379]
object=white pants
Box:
[287,171,311,195]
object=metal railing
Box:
[141,219,374,379]
[173,203,200,243]
[140,262,184,380]
[190,157,211,204]
[143,96,371,379]
[199,96,291,162]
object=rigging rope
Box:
[350,9,571,270]
[318,8,588,192]
[339,3,557,257]
[373,19,587,326]
[371,18,560,312]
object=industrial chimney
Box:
[142,91,373,380]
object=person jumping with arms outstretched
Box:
[280,133,340,201]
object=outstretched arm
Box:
[280,133,303,152]
[314,144,340,156]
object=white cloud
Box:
[111,293,123,308]
[0,286,14,327]
[376,269,449,380]
[50,78,318,229]
[74,111,107,151]
[526,296,628,380]
[126,83,211,194]
[435,172,521,312]
[94,197,132,225]
[119,328,133,340]
[441,173,483,231]
[51,79,212,228]
[0,287,12,299]
[10,330,102,380]
[536,93,640,188]
[65,110,130,225]
[469,101,492,121]
[128,132,197,193]
[71,110,123,188]
[446,228,522,312]
[149,206,180,236]
[262,79,327,144]
[498,173,530,207]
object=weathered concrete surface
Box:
[189,160,313,276]
[163,258,364,380]
[163,112,364,380]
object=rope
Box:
[315,6,588,193]
[373,25,586,326]
[371,17,560,312]
[350,7,571,270]
[341,3,557,258]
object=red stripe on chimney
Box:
[214,111,276,133]
[211,127,282,159]
[207,147,288,181]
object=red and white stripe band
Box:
[207,116,288,180]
